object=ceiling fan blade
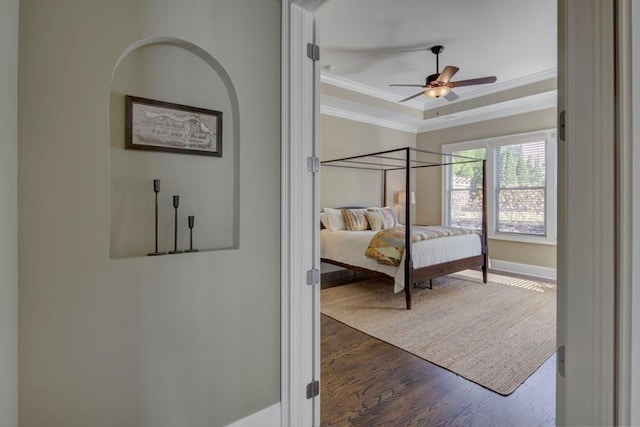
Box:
[436,66,459,83]
[450,76,497,87]
[444,90,459,102]
[399,91,425,102]
[389,84,427,87]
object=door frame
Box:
[615,0,640,424]
[281,1,326,426]
[556,1,616,425]
[282,1,626,426]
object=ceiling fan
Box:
[389,45,497,103]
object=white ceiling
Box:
[316,0,557,133]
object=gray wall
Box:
[0,0,18,425]
[18,1,281,426]
[321,114,416,211]
[110,43,236,258]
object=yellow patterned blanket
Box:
[364,225,476,266]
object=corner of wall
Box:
[0,0,19,425]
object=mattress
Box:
[320,229,482,293]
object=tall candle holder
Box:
[168,195,183,254]
[148,179,166,256]
[184,215,199,253]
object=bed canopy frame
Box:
[321,146,488,310]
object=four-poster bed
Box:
[320,147,488,310]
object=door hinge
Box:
[557,345,565,378]
[307,43,320,61]
[559,110,566,142]
[307,156,320,173]
[306,268,320,286]
[306,380,320,399]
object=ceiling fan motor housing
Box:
[426,73,440,85]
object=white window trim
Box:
[442,128,557,246]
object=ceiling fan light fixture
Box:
[390,45,496,103]
[424,86,451,99]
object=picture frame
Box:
[125,95,222,157]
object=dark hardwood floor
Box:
[320,276,556,427]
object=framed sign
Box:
[125,95,222,157]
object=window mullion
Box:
[443,154,451,226]
[486,145,497,234]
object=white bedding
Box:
[320,229,482,293]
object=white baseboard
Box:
[489,259,557,281]
[224,403,281,427]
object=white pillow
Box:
[320,212,331,230]
[323,207,346,231]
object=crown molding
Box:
[421,68,558,108]
[320,105,418,133]
[320,90,556,134]
[320,68,557,134]
[320,73,425,109]
[416,91,557,132]
[321,68,557,112]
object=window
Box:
[496,141,546,235]
[449,148,485,230]
[444,130,557,244]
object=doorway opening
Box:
[314,1,558,425]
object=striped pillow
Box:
[365,210,384,231]
[367,207,397,229]
[342,209,370,231]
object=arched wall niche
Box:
[109,37,240,258]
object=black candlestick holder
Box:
[184,215,199,253]
[168,195,183,254]
[148,179,166,256]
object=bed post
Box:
[404,147,413,309]
[481,159,488,283]
[382,169,387,206]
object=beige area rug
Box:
[321,270,556,395]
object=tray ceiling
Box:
[316,0,557,133]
